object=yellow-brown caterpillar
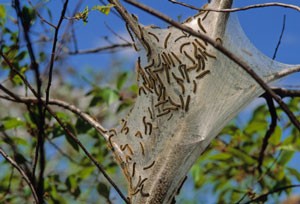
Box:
[164,32,171,49]
[143,160,155,170]
[171,52,182,64]
[185,95,191,112]
[184,51,196,64]
[140,184,150,197]
[140,142,145,156]
[197,18,207,33]
[131,162,136,177]
[180,42,191,53]
[135,131,143,139]
[157,109,171,117]
[193,80,197,94]
[148,31,159,42]
[120,144,134,155]
[196,70,211,80]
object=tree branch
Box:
[241,184,300,204]
[0,148,39,203]
[272,87,300,98]
[13,1,45,199]
[272,15,286,60]
[122,0,300,131]
[169,0,300,13]
[45,0,69,106]
[68,43,132,55]
[257,94,277,173]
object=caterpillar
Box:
[120,144,134,155]
[135,131,143,139]
[167,53,175,67]
[180,42,191,53]
[171,52,182,64]
[194,39,206,50]
[193,80,197,94]
[148,107,153,120]
[140,184,150,197]
[168,96,181,107]
[157,109,171,117]
[131,162,136,177]
[196,70,211,80]
[139,86,147,96]
[148,31,159,42]
[155,99,169,107]
[140,142,145,156]
[142,116,148,135]
[143,160,155,170]
[183,51,196,64]
[185,95,191,112]
[197,18,207,33]
[164,32,172,49]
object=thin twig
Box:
[123,0,300,131]
[13,1,45,199]
[28,0,56,28]
[45,0,69,106]
[68,43,132,55]
[0,148,39,203]
[257,14,285,173]
[272,87,300,98]
[273,15,286,60]
[257,94,277,173]
[242,184,300,204]
[105,22,132,44]
[169,0,300,13]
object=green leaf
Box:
[75,118,91,134]
[78,167,94,180]
[65,124,79,152]
[209,153,232,161]
[0,117,24,130]
[0,5,6,19]
[74,6,89,24]
[116,72,128,90]
[277,144,300,152]
[89,87,119,107]
[65,175,81,198]
[287,167,300,181]
[269,126,282,145]
[278,151,294,166]
[92,4,114,15]
[227,148,256,165]
[97,182,110,199]
[22,6,36,31]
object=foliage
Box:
[190,98,300,203]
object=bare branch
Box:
[272,87,300,98]
[45,0,69,106]
[169,0,300,13]
[273,15,286,60]
[241,184,300,204]
[257,94,277,173]
[68,43,132,55]
[0,148,39,203]
[28,0,56,28]
[123,0,300,131]
[13,1,45,198]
